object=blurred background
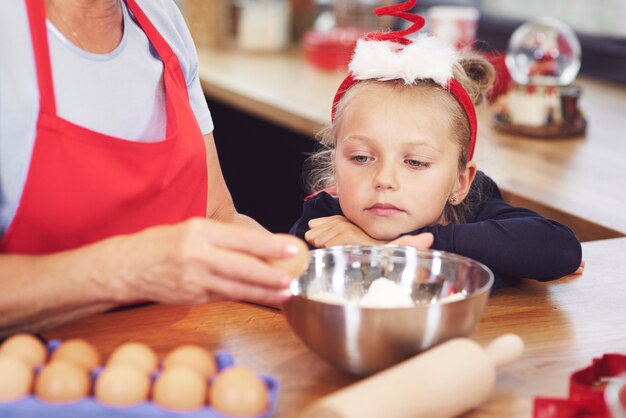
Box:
[178,0,626,83]
[174,0,626,233]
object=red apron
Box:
[0,0,208,254]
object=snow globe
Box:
[494,16,586,137]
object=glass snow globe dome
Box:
[506,16,581,86]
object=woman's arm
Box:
[0,219,298,337]
[0,236,127,336]
[0,134,300,336]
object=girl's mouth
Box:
[366,203,404,216]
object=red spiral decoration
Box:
[365,0,425,45]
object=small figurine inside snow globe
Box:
[494,16,586,137]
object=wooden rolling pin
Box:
[300,334,524,418]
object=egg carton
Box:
[0,340,279,418]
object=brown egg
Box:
[94,364,150,407]
[0,333,47,368]
[34,360,90,403]
[106,342,158,375]
[0,356,33,401]
[50,338,101,371]
[162,344,217,379]
[153,367,206,411]
[270,234,310,278]
[210,365,268,416]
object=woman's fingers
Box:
[202,246,292,289]
[122,219,304,306]
[186,218,301,261]
[169,254,291,306]
[204,275,291,307]
[169,220,298,305]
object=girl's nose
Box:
[373,162,399,191]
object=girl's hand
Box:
[305,216,434,250]
[573,259,585,274]
[389,233,434,249]
[305,216,385,248]
[112,218,298,307]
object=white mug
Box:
[427,6,480,51]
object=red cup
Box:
[301,27,367,71]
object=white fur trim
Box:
[348,35,458,86]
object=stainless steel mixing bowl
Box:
[283,245,494,376]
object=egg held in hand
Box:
[210,365,269,416]
[270,234,310,278]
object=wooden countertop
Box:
[197,47,626,241]
[45,237,626,417]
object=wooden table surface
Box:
[197,47,626,241]
[45,237,626,417]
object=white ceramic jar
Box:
[236,0,292,51]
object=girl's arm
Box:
[290,192,343,249]
[407,173,582,287]
[291,176,582,290]
[291,193,433,249]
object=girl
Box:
[290,1,582,290]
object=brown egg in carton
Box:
[0,334,279,417]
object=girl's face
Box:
[333,84,472,241]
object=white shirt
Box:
[0,0,213,234]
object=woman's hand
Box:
[0,217,301,335]
[111,218,299,307]
[305,216,385,248]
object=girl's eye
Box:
[405,159,429,168]
[351,155,371,164]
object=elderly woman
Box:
[0,0,431,336]
[0,0,309,337]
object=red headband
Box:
[330,0,478,161]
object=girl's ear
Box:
[450,162,477,205]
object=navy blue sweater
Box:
[289,172,582,291]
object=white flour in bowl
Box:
[309,278,414,308]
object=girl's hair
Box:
[305,54,495,224]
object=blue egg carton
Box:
[0,340,279,418]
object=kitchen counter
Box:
[45,237,626,417]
